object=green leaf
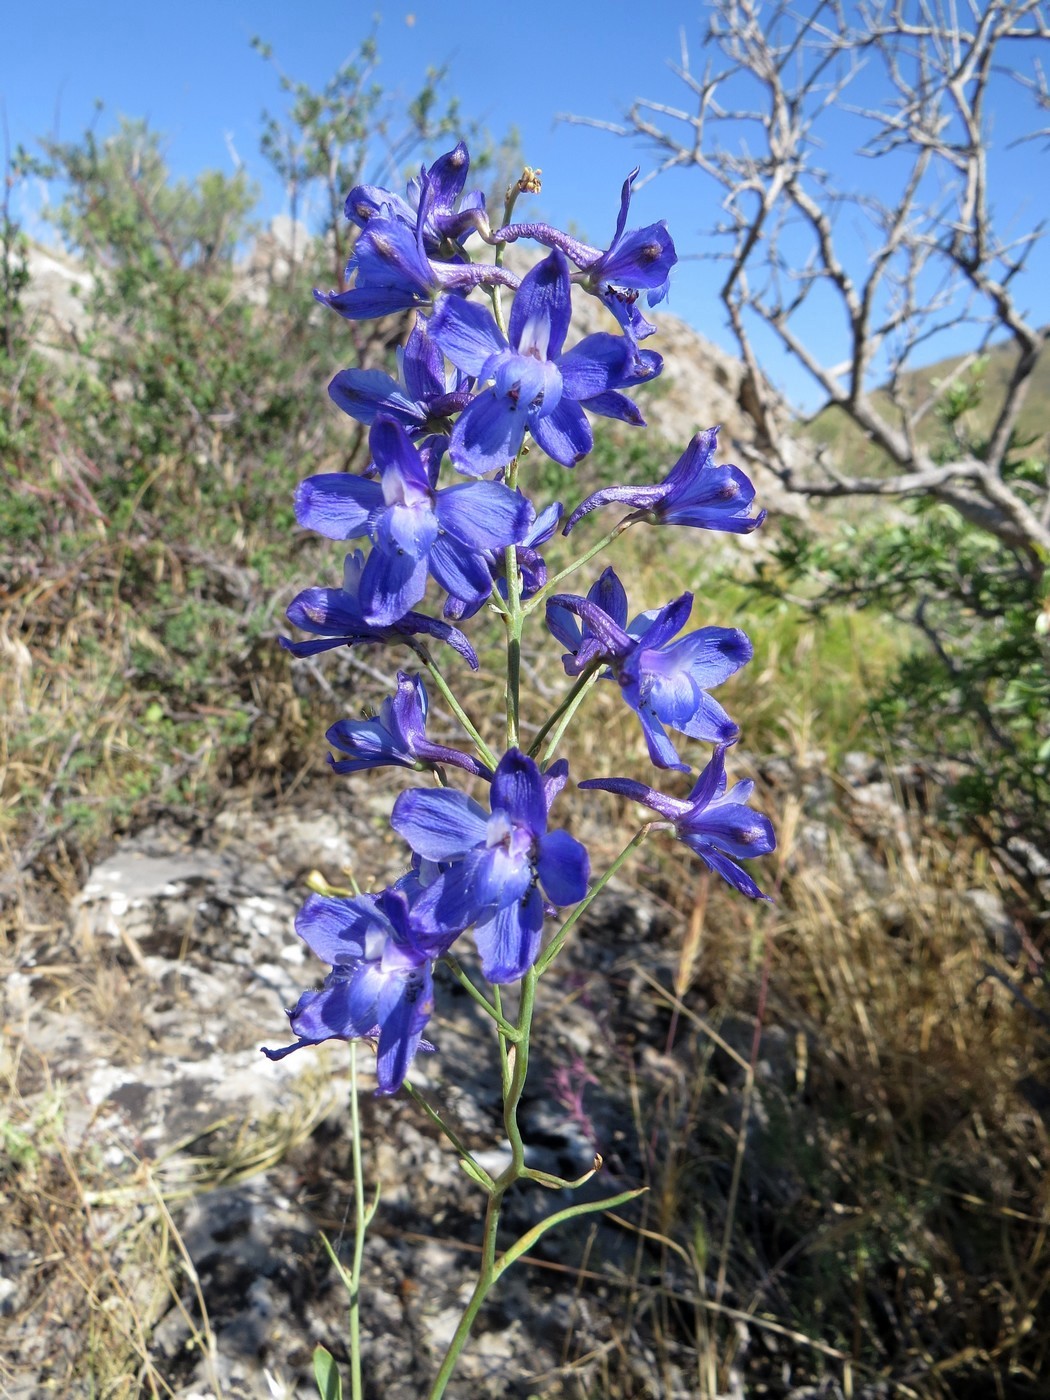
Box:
[313,1346,343,1400]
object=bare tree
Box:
[571,0,1050,565]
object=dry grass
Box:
[566,759,1050,1398]
[0,1030,336,1398]
[6,409,1046,1395]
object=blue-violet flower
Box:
[390,750,589,982]
[283,549,479,669]
[581,744,775,900]
[262,887,446,1094]
[326,672,491,778]
[546,568,752,771]
[564,426,767,535]
[430,250,643,474]
[295,417,531,624]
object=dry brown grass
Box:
[568,766,1050,1398]
[0,1025,335,1398]
[6,437,1046,1395]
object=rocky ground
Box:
[2,745,1037,1400]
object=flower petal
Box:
[375,966,434,1094]
[295,474,383,541]
[536,829,589,906]
[449,387,527,476]
[650,626,753,691]
[328,368,425,430]
[473,888,545,983]
[428,533,494,606]
[686,842,770,901]
[359,539,429,625]
[436,481,531,550]
[509,250,572,360]
[529,399,592,468]
[491,750,547,836]
[557,332,631,401]
[294,893,378,964]
[391,787,489,860]
[430,295,508,376]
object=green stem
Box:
[348,1042,365,1400]
[402,1080,496,1192]
[500,967,537,1179]
[524,517,636,615]
[441,954,521,1041]
[426,1181,647,1400]
[493,986,511,1095]
[535,824,655,977]
[426,1192,503,1400]
[410,642,498,770]
[529,666,601,766]
[486,174,522,336]
[494,1186,648,1279]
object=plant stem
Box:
[349,1042,365,1400]
[410,642,498,769]
[426,1192,503,1400]
[402,1080,496,1192]
[442,954,521,1040]
[535,824,655,977]
[425,965,539,1400]
[524,518,635,613]
[529,666,601,766]
[493,985,511,1094]
[501,968,537,1176]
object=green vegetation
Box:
[804,342,1050,478]
[765,366,1050,874]
[2,41,1048,1399]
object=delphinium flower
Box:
[564,426,767,535]
[443,497,563,621]
[390,749,589,982]
[491,168,677,344]
[262,886,447,1094]
[546,568,752,771]
[294,417,532,623]
[282,549,479,668]
[327,314,471,439]
[345,141,489,254]
[429,249,653,474]
[316,172,517,323]
[581,744,776,900]
[326,671,491,778]
[266,136,778,1393]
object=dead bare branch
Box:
[579,0,1050,560]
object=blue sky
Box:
[4,2,1048,413]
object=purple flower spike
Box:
[326,672,491,779]
[564,427,766,535]
[282,550,479,670]
[581,745,775,900]
[390,749,590,983]
[262,887,445,1094]
[295,418,531,623]
[547,570,752,770]
[430,251,638,475]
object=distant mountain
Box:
[803,337,1049,474]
